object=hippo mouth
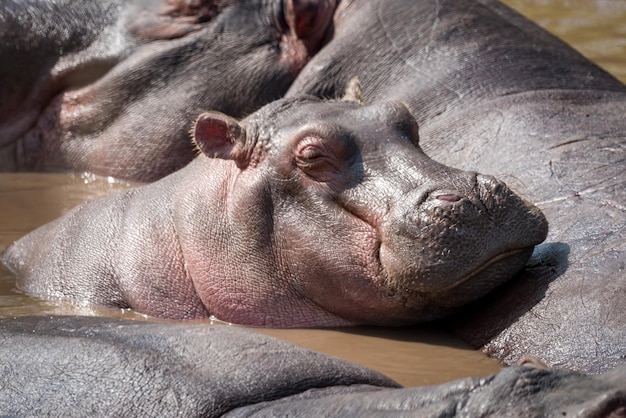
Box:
[5,37,202,179]
[4,11,209,170]
[434,247,530,295]
[373,244,536,324]
[2,54,121,168]
[378,241,534,308]
[1,5,198,157]
[420,246,536,317]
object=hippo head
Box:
[181,89,548,327]
[5,0,338,181]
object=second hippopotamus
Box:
[1,87,548,326]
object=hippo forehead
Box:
[243,96,418,148]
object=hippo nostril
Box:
[433,192,463,203]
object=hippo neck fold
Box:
[172,157,355,327]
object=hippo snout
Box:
[380,174,548,319]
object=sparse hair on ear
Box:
[191,111,249,169]
[190,112,209,156]
[342,77,365,104]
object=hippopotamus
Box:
[0,88,548,326]
[286,0,626,372]
[1,315,625,417]
[2,0,624,378]
[0,0,336,181]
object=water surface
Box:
[503,0,626,83]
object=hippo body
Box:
[1,93,548,326]
[0,0,335,180]
[1,315,625,417]
[2,0,624,378]
[287,0,626,372]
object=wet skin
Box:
[1,93,547,326]
[2,315,625,417]
[1,0,624,373]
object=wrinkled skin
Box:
[1,315,625,417]
[286,0,626,372]
[1,94,547,326]
[234,363,626,418]
[0,0,336,180]
[2,0,623,377]
[0,315,397,417]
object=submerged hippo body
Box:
[1,93,547,326]
[287,0,626,371]
[0,0,335,180]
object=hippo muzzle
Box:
[379,173,548,319]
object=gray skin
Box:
[0,0,336,181]
[0,315,397,417]
[286,0,626,373]
[1,92,548,326]
[232,363,626,418]
[3,0,622,378]
[2,315,625,418]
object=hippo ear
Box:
[342,77,365,104]
[193,112,248,168]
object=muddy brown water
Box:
[0,0,624,388]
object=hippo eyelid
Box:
[295,133,326,150]
[292,126,357,157]
[293,136,339,172]
[297,142,326,161]
[290,129,362,188]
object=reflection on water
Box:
[0,0,624,388]
[257,326,503,387]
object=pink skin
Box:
[4,94,547,327]
[174,111,385,326]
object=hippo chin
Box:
[1,88,548,326]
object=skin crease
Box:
[1,91,548,326]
